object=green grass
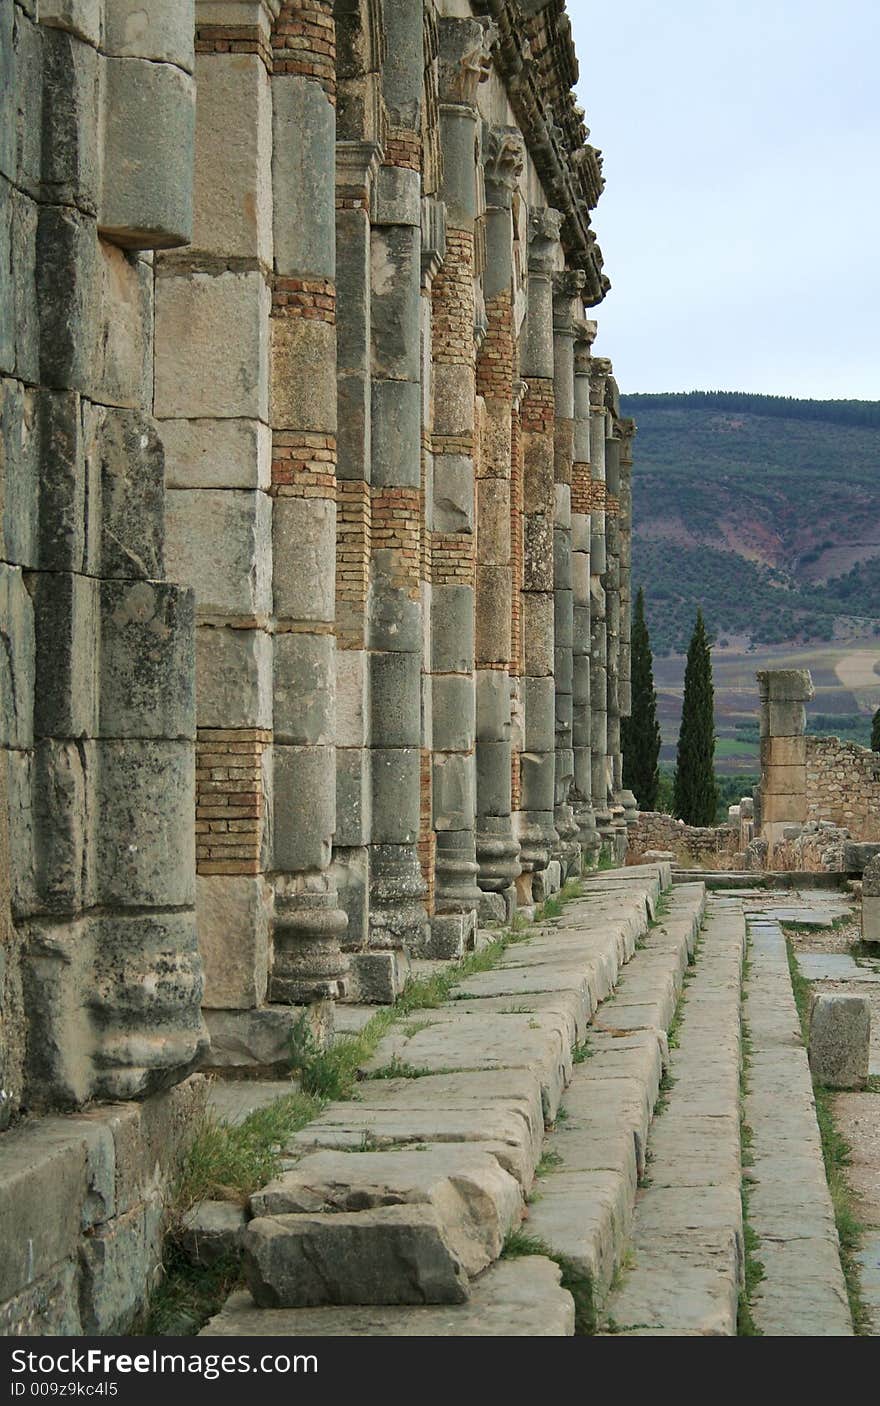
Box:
[502,1229,596,1335]
[785,937,872,1334]
[737,962,765,1336]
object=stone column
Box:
[334,139,381,995]
[551,271,585,879]
[757,669,814,851]
[604,412,627,860]
[159,0,277,1063]
[589,363,612,847]
[267,1,347,1019]
[7,0,206,1107]
[516,207,562,902]
[618,417,639,830]
[367,0,429,980]
[571,319,600,860]
[424,17,492,949]
[474,125,524,921]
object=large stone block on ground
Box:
[78,1195,164,1333]
[244,1206,469,1308]
[202,1007,302,1074]
[201,1257,574,1336]
[808,994,870,1089]
[250,1145,520,1280]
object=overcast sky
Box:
[571,0,880,399]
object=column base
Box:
[434,830,482,914]
[269,876,349,1004]
[475,821,521,893]
[369,843,429,953]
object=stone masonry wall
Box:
[805,736,880,839]
[629,811,738,862]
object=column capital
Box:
[438,16,495,108]
[482,123,525,207]
[573,317,598,371]
[527,206,563,275]
[552,269,586,331]
[335,140,383,200]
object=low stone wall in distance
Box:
[805,737,880,839]
[0,1077,206,1335]
[629,811,738,865]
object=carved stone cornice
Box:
[438,16,495,108]
[527,205,563,275]
[471,0,610,303]
[335,140,383,199]
[482,123,525,207]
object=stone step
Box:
[601,897,747,1336]
[744,913,853,1336]
[215,865,678,1326]
[201,1256,574,1337]
[525,882,707,1324]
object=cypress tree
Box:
[673,609,718,825]
[622,587,662,809]
[872,706,880,752]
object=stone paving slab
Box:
[201,1257,575,1337]
[744,912,853,1337]
[527,884,707,1321]
[604,899,746,1336]
[795,952,880,983]
[207,1080,300,1126]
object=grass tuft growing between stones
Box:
[737,962,765,1336]
[785,936,872,1335]
[502,1229,595,1334]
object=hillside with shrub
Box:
[621,392,880,655]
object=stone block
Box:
[82,405,160,579]
[371,749,420,843]
[761,700,807,738]
[36,203,99,394]
[96,740,195,907]
[432,363,475,439]
[554,588,573,649]
[522,592,554,677]
[198,874,271,1009]
[523,514,553,592]
[475,670,511,742]
[100,579,195,739]
[862,894,880,945]
[333,846,369,950]
[202,1006,302,1073]
[845,843,880,875]
[433,752,476,831]
[433,454,474,534]
[193,50,272,254]
[40,24,100,213]
[244,1206,469,1308]
[273,745,335,872]
[0,184,14,376]
[272,75,335,279]
[95,240,153,410]
[371,377,421,489]
[37,0,101,45]
[433,674,476,752]
[273,496,336,624]
[350,949,409,1004]
[166,488,272,620]
[104,0,195,70]
[0,1259,82,1336]
[335,749,370,848]
[428,913,468,960]
[757,669,815,703]
[523,676,556,751]
[274,633,334,745]
[522,433,554,517]
[372,163,421,227]
[99,57,195,249]
[476,740,512,817]
[475,567,512,665]
[368,556,423,653]
[808,994,870,1089]
[760,734,807,768]
[762,764,806,797]
[31,570,98,739]
[196,625,272,730]
[155,271,270,419]
[181,1201,247,1267]
[370,651,421,748]
[79,1195,164,1334]
[336,650,368,748]
[370,225,420,382]
[477,478,510,563]
[162,417,272,491]
[0,1118,89,1301]
[431,584,474,674]
[270,315,336,433]
[0,565,35,749]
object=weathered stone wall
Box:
[805,736,880,838]
[629,811,737,862]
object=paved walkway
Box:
[745,905,853,1336]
